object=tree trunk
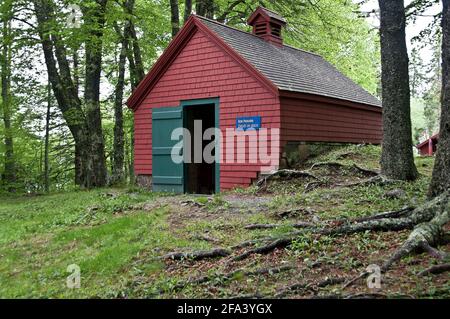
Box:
[122,0,143,186]
[184,0,192,23]
[73,50,80,98]
[33,0,107,189]
[196,0,214,19]
[111,24,128,185]
[1,0,16,190]
[81,0,108,188]
[123,0,144,89]
[44,80,51,192]
[170,0,180,37]
[379,0,418,181]
[429,0,450,197]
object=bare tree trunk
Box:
[122,0,143,186]
[81,0,108,188]
[170,0,180,37]
[44,79,51,192]
[429,0,450,197]
[33,0,108,189]
[196,0,214,19]
[1,0,16,190]
[379,0,418,181]
[111,23,128,185]
[184,0,192,23]
[123,0,144,89]
[73,50,79,98]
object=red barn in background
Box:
[416,134,439,156]
[127,7,382,194]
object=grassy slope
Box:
[0,146,448,298]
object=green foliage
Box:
[215,0,380,95]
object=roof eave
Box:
[279,90,382,112]
[416,133,440,148]
[127,15,279,111]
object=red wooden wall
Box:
[417,139,437,156]
[280,96,382,147]
[134,29,281,190]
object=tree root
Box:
[352,164,380,176]
[382,192,449,272]
[233,217,417,262]
[232,237,293,262]
[244,224,280,230]
[275,277,347,298]
[193,234,221,244]
[257,162,382,193]
[231,193,449,263]
[244,222,315,230]
[310,162,379,177]
[335,175,393,188]
[275,208,316,219]
[155,264,295,296]
[161,248,231,261]
[418,263,450,276]
[353,206,415,222]
[304,181,328,193]
[419,241,448,260]
[257,169,321,187]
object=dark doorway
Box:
[184,104,216,194]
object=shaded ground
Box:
[0,145,448,298]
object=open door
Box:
[184,103,216,194]
[152,106,184,193]
[181,98,220,194]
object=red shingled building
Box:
[127,7,382,194]
[416,134,439,156]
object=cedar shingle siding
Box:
[128,13,382,191]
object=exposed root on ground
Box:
[353,207,415,222]
[309,162,380,177]
[257,169,321,188]
[152,264,295,296]
[382,194,449,271]
[257,163,388,193]
[275,208,316,219]
[335,175,394,188]
[275,277,347,298]
[244,222,315,230]
[342,192,450,288]
[158,189,448,297]
[161,248,231,261]
[231,191,449,266]
[418,263,450,276]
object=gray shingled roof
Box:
[255,7,287,23]
[198,16,381,107]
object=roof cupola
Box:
[247,7,286,47]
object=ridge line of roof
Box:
[195,15,321,58]
[197,14,381,108]
[253,6,287,23]
[258,6,285,17]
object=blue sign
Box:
[236,116,261,131]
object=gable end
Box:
[127,16,279,111]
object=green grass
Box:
[0,145,445,299]
[0,189,193,298]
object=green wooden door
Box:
[152,106,184,193]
